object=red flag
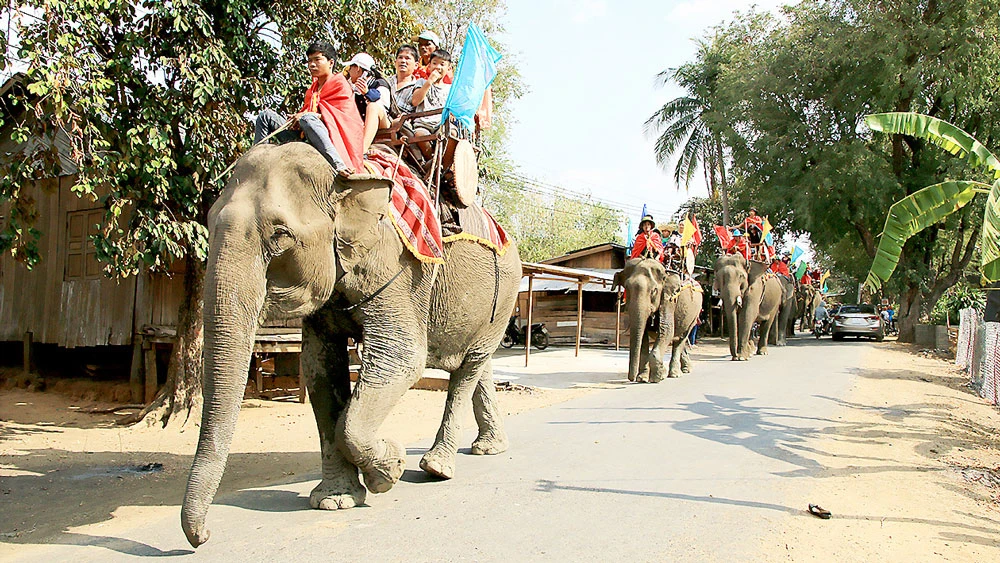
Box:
[691,215,703,247]
[713,225,732,249]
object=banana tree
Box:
[864,112,1000,291]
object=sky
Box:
[499,0,789,230]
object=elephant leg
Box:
[420,352,491,479]
[301,322,366,510]
[668,338,685,378]
[680,345,692,373]
[756,318,775,355]
[337,332,426,495]
[636,326,651,383]
[470,357,509,456]
[648,317,669,383]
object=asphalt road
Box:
[8,336,871,562]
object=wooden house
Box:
[516,244,630,347]
[0,74,304,403]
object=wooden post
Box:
[253,354,263,399]
[525,275,533,367]
[298,352,307,403]
[575,281,584,357]
[22,331,32,374]
[144,343,157,404]
[129,339,144,404]
[615,290,621,351]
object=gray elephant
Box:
[797,283,821,330]
[771,273,797,346]
[181,144,521,547]
[614,258,703,382]
[713,254,782,360]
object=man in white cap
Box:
[414,30,453,84]
[343,52,391,153]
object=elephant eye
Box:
[268,226,296,255]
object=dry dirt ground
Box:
[757,343,1000,561]
[2,342,1000,560]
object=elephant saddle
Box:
[441,205,511,255]
[365,151,445,264]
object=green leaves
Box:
[864,112,1000,287]
[865,113,1000,179]
[865,180,983,291]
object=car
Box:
[831,304,884,341]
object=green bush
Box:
[930,283,986,325]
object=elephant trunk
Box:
[182,238,267,548]
[628,301,652,381]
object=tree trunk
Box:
[715,136,731,226]
[125,254,206,427]
[896,284,923,343]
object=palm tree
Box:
[646,40,732,225]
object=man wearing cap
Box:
[413,30,494,131]
[630,215,663,260]
[343,52,392,152]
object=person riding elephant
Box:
[771,268,797,346]
[713,253,782,360]
[630,215,663,261]
[181,143,521,547]
[613,258,702,382]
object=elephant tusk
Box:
[736,296,743,309]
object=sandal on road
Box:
[808,504,832,519]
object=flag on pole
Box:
[681,216,695,245]
[762,217,773,245]
[690,214,702,246]
[820,270,831,286]
[441,23,502,130]
[713,225,733,249]
[790,245,804,263]
[795,261,809,280]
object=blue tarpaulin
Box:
[441,23,502,130]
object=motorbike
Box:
[813,317,831,338]
[501,317,550,350]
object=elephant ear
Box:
[332,174,394,261]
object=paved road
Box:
[9,336,872,561]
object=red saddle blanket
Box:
[365,151,444,264]
[445,205,512,255]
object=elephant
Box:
[797,283,821,330]
[614,258,703,382]
[771,274,797,346]
[713,254,783,360]
[181,143,521,547]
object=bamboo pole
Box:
[525,275,534,367]
[575,281,583,357]
[615,290,621,351]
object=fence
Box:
[956,308,1000,407]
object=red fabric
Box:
[771,261,790,276]
[713,225,732,249]
[744,214,763,230]
[479,207,511,252]
[414,65,454,84]
[299,74,365,172]
[800,274,811,285]
[631,232,663,259]
[690,215,703,247]
[365,151,444,263]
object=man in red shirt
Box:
[630,215,663,260]
[770,255,791,276]
[254,42,363,178]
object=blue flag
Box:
[790,245,804,263]
[442,23,501,130]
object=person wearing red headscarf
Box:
[254,42,364,177]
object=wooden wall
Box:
[517,291,632,347]
[0,176,137,347]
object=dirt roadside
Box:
[0,378,590,549]
[758,343,1000,561]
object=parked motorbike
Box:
[501,317,550,350]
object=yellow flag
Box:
[820,270,831,285]
[762,217,772,239]
[681,217,695,245]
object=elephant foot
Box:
[360,438,406,494]
[627,372,637,382]
[310,477,367,510]
[419,449,456,480]
[667,370,680,379]
[756,347,769,356]
[649,372,664,383]
[471,431,509,455]
[681,365,691,374]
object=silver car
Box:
[831,304,884,341]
